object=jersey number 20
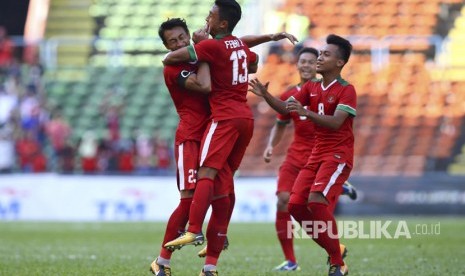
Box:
[230,50,248,85]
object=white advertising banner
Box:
[0,174,277,222]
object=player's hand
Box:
[286,97,306,116]
[248,78,269,97]
[271,32,298,45]
[263,146,273,163]
[193,25,210,44]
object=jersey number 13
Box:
[230,50,248,85]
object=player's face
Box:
[205,5,222,37]
[316,44,345,74]
[297,52,317,82]
[163,26,191,51]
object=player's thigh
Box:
[199,120,238,170]
[226,118,254,171]
[277,161,301,194]
[175,141,199,191]
[312,160,351,211]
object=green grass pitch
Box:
[1,217,464,275]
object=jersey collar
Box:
[321,78,338,91]
[214,33,232,39]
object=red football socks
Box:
[307,202,344,266]
[276,211,296,263]
[288,202,313,225]
[187,178,214,234]
[227,193,235,223]
[289,202,343,266]
[160,197,192,259]
[205,196,230,266]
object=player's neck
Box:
[322,72,341,87]
[214,31,231,39]
[299,76,313,86]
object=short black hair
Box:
[326,34,352,64]
[158,18,189,45]
[297,47,318,60]
[215,0,242,33]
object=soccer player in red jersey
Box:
[151,16,298,276]
[150,18,231,276]
[264,47,357,272]
[249,34,355,276]
[162,1,260,274]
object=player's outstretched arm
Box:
[184,62,211,94]
[248,78,288,115]
[163,46,190,65]
[241,32,298,48]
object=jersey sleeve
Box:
[248,50,258,66]
[336,85,357,117]
[163,65,178,87]
[187,40,216,63]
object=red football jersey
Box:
[187,34,258,121]
[294,76,357,167]
[163,63,210,145]
[277,85,315,167]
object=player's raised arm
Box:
[248,78,288,115]
[192,25,210,44]
[240,32,298,48]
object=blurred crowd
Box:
[264,4,321,63]
[0,26,174,175]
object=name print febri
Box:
[224,39,244,49]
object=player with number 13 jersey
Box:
[186,35,258,122]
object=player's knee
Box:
[198,166,218,179]
[276,192,290,211]
[180,189,194,198]
[308,192,328,205]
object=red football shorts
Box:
[175,140,233,196]
[276,160,301,194]
[175,140,200,191]
[199,118,254,172]
[289,159,352,213]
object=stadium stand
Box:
[2,0,457,175]
[45,0,94,67]
[38,0,247,173]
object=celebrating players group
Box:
[151,1,357,276]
